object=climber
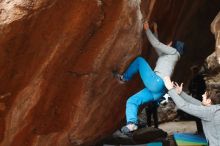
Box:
[163,76,220,146]
[114,21,185,135]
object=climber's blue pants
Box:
[123,57,165,124]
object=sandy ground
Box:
[159,120,197,135]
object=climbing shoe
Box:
[121,123,138,136]
[112,70,127,84]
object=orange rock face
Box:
[0,0,220,145]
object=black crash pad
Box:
[102,127,168,145]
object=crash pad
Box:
[173,133,208,146]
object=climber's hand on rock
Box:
[143,21,149,31]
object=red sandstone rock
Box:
[0,0,219,145]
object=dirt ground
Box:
[159,120,197,135]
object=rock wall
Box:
[206,11,220,88]
[0,0,220,145]
[211,11,220,64]
[1,0,143,145]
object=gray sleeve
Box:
[146,29,177,55]
[152,32,163,55]
[180,91,202,106]
[168,89,212,121]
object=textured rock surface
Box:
[211,11,220,64]
[1,0,143,145]
[0,0,220,145]
[206,11,220,88]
